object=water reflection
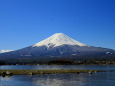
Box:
[0,72,115,86]
[0,76,14,86]
[0,65,115,71]
[1,75,13,81]
[0,65,115,86]
[32,74,87,86]
[0,73,87,86]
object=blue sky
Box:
[0,0,115,52]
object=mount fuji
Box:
[0,33,115,61]
[32,33,87,47]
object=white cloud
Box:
[1,50,14,53]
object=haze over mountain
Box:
[0,33,115,61]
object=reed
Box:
[0,69,105,75]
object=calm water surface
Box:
[0,65,115,86]
[0,65,115,71]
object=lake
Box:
[0,65,115,86]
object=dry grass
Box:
[0,69,105,75]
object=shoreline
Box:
[0,69,105,76]
[3,63,115,65]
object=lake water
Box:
[0,65,115,86]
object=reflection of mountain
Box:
[0,74,87,86]
[0,76,15,86]
[32,74,87,86]
[0,70,115,86]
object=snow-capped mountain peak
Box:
[32,33,87,47]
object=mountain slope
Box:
[33,33,87,47]
[0,33,115,60]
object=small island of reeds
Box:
[0,69,105,76]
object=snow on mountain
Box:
[0,33,115,61]
[1,50,14,53]
[32,33,87,48]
